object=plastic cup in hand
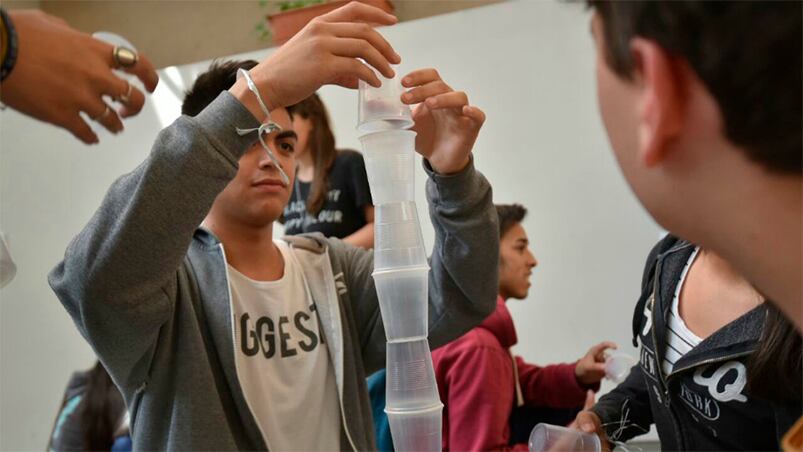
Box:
[386,404,443,452]
[529,423,601,452]
[359,130,417,205]
[604,350,637,384]
[357,71,414,134]
[373,267,429,342]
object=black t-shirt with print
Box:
[283,150,373,238]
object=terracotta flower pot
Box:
[268,0,395,45]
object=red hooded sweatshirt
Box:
[432,297,593,451]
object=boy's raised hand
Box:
[230,1,401,120]
[401,68,486,175]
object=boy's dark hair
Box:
[495,204,527,239]
[588,1,802,174]
[747,303,802,403]
[182,59,259,117]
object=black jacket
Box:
[592,235,799,450]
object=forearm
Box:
[518,361,588,408]
[50,92,258,311]
[425,157,498,349]
[342,222,374,249]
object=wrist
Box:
[428,154,470,175]
[1,9,19,83]
[228,71,278,123]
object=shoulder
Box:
[282,233,329,255]
[646,233,682,264]
[335,149,366,166]
[435,327,504,357]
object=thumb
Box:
[591,362,607,374]
[583,390,596,410]
[575,411,598,434]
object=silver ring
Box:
[117,82,133,105]
[92,106,111,122]
[113,46,138,68]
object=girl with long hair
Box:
[283,93,374,248]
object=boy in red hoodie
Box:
[431,204,615,451]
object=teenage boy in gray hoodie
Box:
[48,3,498,450]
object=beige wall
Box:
[41,0,268,68]
[4,0,500,68]
[2,0,41,8]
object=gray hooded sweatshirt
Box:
[49,92,499,451]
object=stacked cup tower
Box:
[357,74,443,452]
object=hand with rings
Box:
[0,10,159,144]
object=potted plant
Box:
[264,0,394,45]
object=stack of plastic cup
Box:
[357,71,443,452]
[529,423,601,452]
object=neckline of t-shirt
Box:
[672,246,704,344]
[226,240,296,288]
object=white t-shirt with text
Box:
[229,240,341,451]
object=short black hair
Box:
[181,59,259,117]
[495,204,527,239]
[588,1,801,174]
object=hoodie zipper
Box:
[649,257,686,449]
[291,242,358,452]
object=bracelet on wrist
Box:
[1,9,19,82]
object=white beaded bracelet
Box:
[235,68,289,185]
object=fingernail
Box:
[581,423,593,432]
[426,98,437,107]
[402,92,412,102]
[402,77,411,85]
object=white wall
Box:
[0,1,661,449]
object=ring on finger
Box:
[116,82,133,105]
[113,46,138,68]
[92,106,112,122]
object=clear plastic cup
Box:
[359,130,417,205]
[374,202,428,271]
[604,350,637,384]
[385,338,441,410]
[386,404,443,452]
[372,267,429,341]
[529,423,601,452]
[357,74,414,134]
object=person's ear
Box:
[630,38,686,168]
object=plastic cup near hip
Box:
[359,130,417,205]
[374,201,428,270]
[529,423,601,452]
[372,267,429,342]
[357,73,414,133]
[386,403,443,452]
[604,350,637,384]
